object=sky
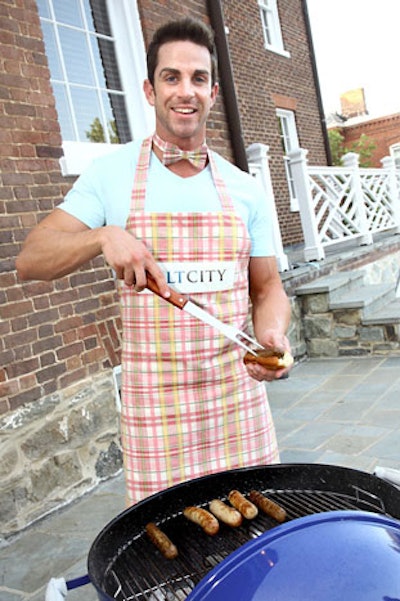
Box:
[306,0,400,118]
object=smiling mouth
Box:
[173,107,197,114]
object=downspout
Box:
[302,0,333,165]
[207,0,249,172]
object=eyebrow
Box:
[158,67,210,78]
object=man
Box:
[16,17,292,506]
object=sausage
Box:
[209,499,243,527]
[248,490,287,523]
[228,489,258,520]
[145,522,178,559]
[183,506,220,536]
[244,349,293,370]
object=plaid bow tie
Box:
[153,134,208,170]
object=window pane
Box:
[58,26,94,86]
[70,87,102,142]
[53,0,83,28]
[105,92,131,144]
[89,35,107,89]
[41,21,63,80]
[37,0,51,18]
[82,0,96,32]
[261,10,272,45]
[52,82,75,140]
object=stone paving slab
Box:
[1,355,400,600]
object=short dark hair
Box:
[146,17,218,87]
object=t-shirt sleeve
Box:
[57,160,107,229]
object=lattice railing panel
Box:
[360,171,395,232]
[308,170,362,244]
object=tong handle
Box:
[146,274,189,310]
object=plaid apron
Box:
[120,136,279,505]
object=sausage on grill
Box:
[209,499,243,527]
[145,522,178,559]
[183,506,220,535]
[228,489,258,519]
[248,490,287,523]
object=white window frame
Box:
[276,108,299,211]
[42,0,154,176]
[258,0,289,58]
[390,143,400,169]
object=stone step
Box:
[295,271,364,299]
[362,297,400,325]
[329,282,396,317]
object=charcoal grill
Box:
[87,463,400,601]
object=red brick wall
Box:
[339,113,400,168]
[0,0,121,416]
[222,0,328,244]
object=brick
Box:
[0,299,33,319]
[36,145,63,159]
[32,334,63,355]
[6,357,40,378]
[40,351,56,367]
[36,362,66,384]
[9,386,42,410]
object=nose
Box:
[177,76,195,98]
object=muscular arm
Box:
[16,209,170,295]
[247,256,292,381]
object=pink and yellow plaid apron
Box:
[120,136,279,505]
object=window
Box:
[390,143,400,169]
[276,108,299,211]
[37,0,154,175]
[258,0,289,57]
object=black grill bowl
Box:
[87,463,400,601]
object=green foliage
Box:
[85,117,119,143]
[328,129,376,168]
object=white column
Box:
[342,152,373,245]
[246,143,289,271]
[288,148,325,261]
[381,155,400,233]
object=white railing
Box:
[288,148,400,262]
[247,144,400,269]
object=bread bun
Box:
[243,349,293,370]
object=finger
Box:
[123,266,135,287]
[146,265,170,298]
[132,268,147,291]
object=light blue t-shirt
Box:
[59,140,275,256]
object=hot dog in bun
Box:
[243,348,293,370]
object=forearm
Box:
[16,224,104,281]
[16,211,171,296]
[251,284,291,343]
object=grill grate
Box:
[103,485,388,600]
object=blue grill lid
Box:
[187,510,400,601]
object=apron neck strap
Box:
[131,135,235,213]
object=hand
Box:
[100,225,170,296]
[245,331,292,383]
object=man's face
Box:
[144,40,219,148]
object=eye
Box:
[195,74,207,82]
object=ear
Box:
[210,82,219,108]
[143,79,155,106]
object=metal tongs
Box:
[146,275,263,356]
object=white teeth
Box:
[174,108,195,114]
